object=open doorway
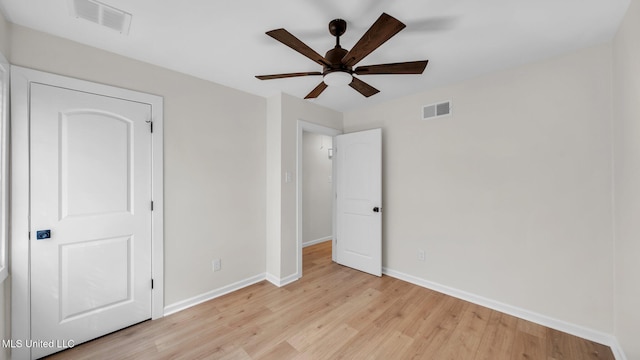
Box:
[296,121,341,278]
[301,132,334,251]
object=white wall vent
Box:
[69,0,132,35]
[422,101,451,120]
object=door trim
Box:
[10,66,164,359]
[296,120,341,278]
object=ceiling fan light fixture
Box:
[323,71,353,87]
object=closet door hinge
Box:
[151,201,154,211]
[151,279,154,289]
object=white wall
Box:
[343,44,614,334]
[8,24,267,307]
[613,0,640,358]
[302,132,333,245]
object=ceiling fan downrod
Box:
[329,18,347,48]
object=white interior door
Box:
[30,83,153,358]
[336,128,382,276]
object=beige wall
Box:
[265,94,283,277]
[302,132,333,244]
[8,24,267,307]
[613,0,640,358]
[266,93,342,280]
[280,94,342,277]
[0,9,9,56]
[344,44,614,333]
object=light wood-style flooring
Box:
[45,241,614,359]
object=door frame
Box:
[296,120,342,277]
[10,66,164,359]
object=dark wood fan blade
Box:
[404,17,457,32]
[341,13,406,67]
[256,72,322,80]
[305,82,328,99]
[354,60,428,75]
[349,77,380,97]
[266,29,330,67]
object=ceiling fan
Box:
[256,13,429,99]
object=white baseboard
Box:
[266,272,300,287]
[163,273,266,316]
[162,266,627,359]
[383,267,626,360]
[303,236,332,248]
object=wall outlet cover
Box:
[213,259,221,272]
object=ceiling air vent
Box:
[70,0,132,35]
[422,101,451,120]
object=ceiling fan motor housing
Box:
[324,47,351,75]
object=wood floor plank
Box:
[213,281,290,313]
[567,334,616,360]
[433,302,492,359]
[517,317,548,338]
[370,330,415,359]
[399,295,468,359]
[547,327,575,360]
[474,311,517,360]
[44,242,616,360]
[330,319,399,359]
[254,340,299,360]
[511,328,546,360]
[217,347,252,360]
[289,323,358,360]
[400,290,445,338]
[287,287,380,351]
[371,284,423,330]
[344,277,413,332]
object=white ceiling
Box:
[0,0,631,112]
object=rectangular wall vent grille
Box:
[422,101,451,120]
[70,0,132,35]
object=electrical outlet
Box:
[212,259,221,272]
[418,249,425,261]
